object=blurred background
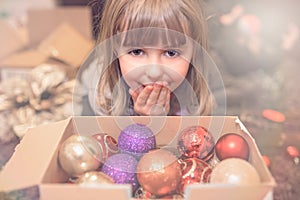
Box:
[0,0,299,199]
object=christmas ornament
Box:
[75,171,114,187]
[262,109,285,123]
[101,153,139,192]
[286,146,299,158]
[118,123,156,159]
[178,157,212,193]
[92,133,119,162]
[58,135,103,177]
[134,187,155,199]
[262,155,271,168]
[210,158,260,185]
[137,149,182,196]
[215,133,249,161]
[177,126,215,161]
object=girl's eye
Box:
[129,49,144,56]
[165,50,180,57]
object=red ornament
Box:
[262,109,285,123]
[177,126,215,161]
[137,149,182,196]
[286,146,299,158]
[215,133,249,161]
[262,155,271,168]
[178,157,212,193]
[92,133,119,163]
[134,187,155,199]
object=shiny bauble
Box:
[92,133,119,162]
[210,158,260,185]
[134,187,156,199]
[58,135,103,177]
[75,171,114,187]
[179,157,212,193]
[215,133,249,161]
[178,126,215,161]
[137,149,182,196]
[118,123,156,159]
[101,153,139,192]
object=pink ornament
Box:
[215,133,249,161]
[210,158,260,185]
[177,126,215,161]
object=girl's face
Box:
[118,44,192,92]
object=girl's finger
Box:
[156,86,170,106]
[165,90,171,111]
[136,85,153,106]
[146,84,162,105]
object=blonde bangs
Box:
[116,0,193,48]
[119,0,190,33]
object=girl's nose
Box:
[144,50,164,81]
[145,64,163,81]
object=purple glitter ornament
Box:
[118,123,156,159]
[101,153,139,192]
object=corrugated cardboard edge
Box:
[0,117,72,192]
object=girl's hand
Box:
[129,83,171,115]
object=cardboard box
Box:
[37,23,94,68]
[0,116,276,200]
[27,6,93,47]
[0,49,77,81]
[0,23,93,80]
[0,20,27,60]
[0,6,94,81]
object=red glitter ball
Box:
[177,126,215,161]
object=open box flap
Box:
[186,183,274,200]
[39,184,131,200]
[0,118,72,191]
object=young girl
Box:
[79,0,223,116]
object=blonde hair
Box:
[96,0,214,115]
